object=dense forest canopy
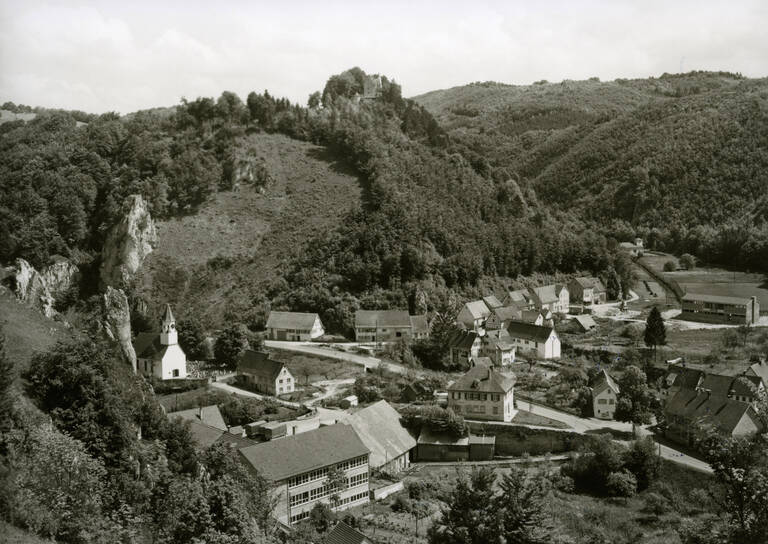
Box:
[1,68,766,336]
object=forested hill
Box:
[414,72,768,269]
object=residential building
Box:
[325,521,376,544]
[482,294,504,310]
[664,390,761,445]
[410,314,431,339]
[446,329,482,367]
[447,363,516,422]
[591,370,619,420]
[746,358,768,384]
[485,306,523,331]
[354,310,413,342]
[569,277,607,305]
[502,289,535,311]
[480,329,516,366]
[133,304,187,380]
[505,321,561,359]
[167,405,227,431]
[457,300,492,331]
[415,429,496,462]
[343,400,416,474]
[167,405,255,450]
[661,366,704,402]
[662,366,763,405]
[680,293,760,325]
[265,311,324,341]
[238,425,371,526]
[529,284,570,314]
[521,309,552,327]
[238,350,295,396]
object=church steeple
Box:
[160,304,177,346]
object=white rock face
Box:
[102,286,137,374]
[8,257,79,318]
[99,194,158,289]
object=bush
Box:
[551,473,575,493]
[391,494,412,513]
[606,470,637,498]
[642,492,671,516]
[679,253,696,270]
[663,260,676,272]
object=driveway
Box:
[265,340,416,376]
[305,378,356,406]
[210,381,301,409]
[498,400,712,473]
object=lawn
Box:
[269,349,365,384]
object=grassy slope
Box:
[137,132,363,325]
[0,521,56,543]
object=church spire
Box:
[160,303,177,346]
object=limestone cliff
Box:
[102,286,137,374]
[5,257,79,319]
[99,195,157,289]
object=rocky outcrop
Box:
[102,286,137,374]
[100,195,157,290]
[4,257,79,319]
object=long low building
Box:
[266,311,325,341]
[664,390,761,445]
[679,293,760,325]
[238,425,371,526]
[354,310,429,343]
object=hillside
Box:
[137,132,364,326]
[414,72,768,269]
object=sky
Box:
[1,0,766,114]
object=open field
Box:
[269,348,365,384]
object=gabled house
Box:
[505,321,561,359]
[529,284,569,314]
[482,294,504,311]
[480,329,516,366]
[325,521,376,544]
[133,304,187,380]
[266,311,324,341]
[664,390,761,445]
[573,314,597,332]
[661,365,704,402]
[238,350,295,396]
[410,314,431,340]
[485,306,522,331]
[447,329,482,367]
[354,310,413,342]
[457,300,492,331]
[592,370,619,420]
[503,289,535,311]
[447,363,516,422]
[521,309,552,327]
[238,425,371,526]
[342,400,416,474]
[569,277,607,305]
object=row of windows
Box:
[348,472,368,487]
[288,457,367,488]
[291,511,310,523]
[338,491,369,506]
[597,398,615,405]
[454,404,510,415]
[290,472,369,506]
[451,392,504,401]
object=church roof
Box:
[133,332,168,359]
[162,303,175,323]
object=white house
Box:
[266,311,324,341]
[457,300,492,331]
[448,363,517,422]
[133,304,187,380]
[592,370,619,420]
[505,321,561,359]
[238,350,295,396]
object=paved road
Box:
[210,381,301,409]
[265,340,415,376]
[498,400,712,473]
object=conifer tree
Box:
[644,306,666,358]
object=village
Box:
[136,238,768,543]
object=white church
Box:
[133,304,188,380]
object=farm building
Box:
[457,300,492,331]
[505,321,561,359]
[238,425,371,526]
[573,314,597,332]
[569,277,607,305]
[354,310,423,342]
[238,350,296,396]
[415,429,495,462]
[133,304,187,380]
[342,400,416,474]
[265,311,324,341]
[679,293,759,325]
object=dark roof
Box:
[417,428,468,446]
[682,293,752,305]
[132,332,166,359]
[167,405,228,431]
[343,401,416,469]
[592,369,619,396]
[669,367,704,391]
[266,311,320,330]
[700,374,736,399]
[162,304,175,323]
[449,364,515,394]
[483,329,515,351]
[665,390,759,435]
[355,310,411,328]
[238,350,287,381]
[574,315,597,331]
[325,521,374,544]
[731,376,761,398]
[505,321,556,342]
[410,315,430,334]
[171,418,225,450]
[492,306,522,322]
[238,425,370,482]
[447,329,479,350]
[506,289,531,303]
